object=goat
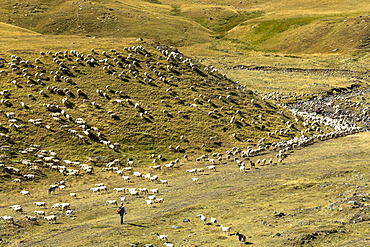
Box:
[235,232,246,244]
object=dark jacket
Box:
[117,206,126,215]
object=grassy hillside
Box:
[1,0,370,53]
[1,131,370,246]
[1,1,370,246]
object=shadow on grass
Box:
[125,222,148,228]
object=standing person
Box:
[117,202,126,224]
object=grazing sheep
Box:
[155,198,164,203]
[70,193,77,198]
[106,200,118,206]
[0,216,14,224]
[150,165,161,170]
[191,177,199,184]
[145,199,153,208]
[150,188,159,194]
[34,210,46,217]
[206,165,216,172]
[9,205,22,212]
[24,215,37,222]
[186,168,197,175]
[43,215,57,224]
[220,225,231,236]
[155,233,168,241]
[148,195,156,201]
[20,190,31,196]
[159,179,168,186]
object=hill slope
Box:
[2,0,370,53]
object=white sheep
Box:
[155,233,168,241]
[191,177,199,184]
[148,195,156,200]
[210,217,217,224]
[155,198,164,203]
[106,200,118,205]
[159,180,168,186]
[220,225,231,236]
[206,165,216,172]
[20,190,31,196]
[150,188,159,194]
[145,199,153,208]
[186,168,197,175]
[24,215,37,222]
[0,216,14,224]
[34,210,46,217]
[43,215,57,224]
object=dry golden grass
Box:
[1,132,370,246]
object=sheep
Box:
[235,232,246,244]
[220,225,231,236]
[120,197,126,203]
[43,215,57,224]
[191,177,199,184]
[113,188,126,193]
[206,165,216,172]
[150,188,159,194]
[106,200,118,206]
[239,163,246,173]
[145,199,153,208]
[210,217,217,224]
[11,178,22,184]
[148,195,156,200]
[34,210,46,217]
[20,190,31,196]
[33,202,46,208]
[0,216,14,224]
[198,214,206,224]
[186,168,197,175]
[150,165,161,170]
[10,205,23,212]
[163,243,174,247]
[122,175,131,183]
[159,179,168,186]
[155,198,164,203]
[155,233,168,241]
[149,175,159,183]
[139,188,149,194]
[24,215,38,222]
[48,185,58,194]
[129,190,139,196]
[70,193,77,198]
[24,172,35,179]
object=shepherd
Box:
[117,202,126,224]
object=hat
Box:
[120,202,123,205]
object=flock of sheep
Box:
[0,42,367,245]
